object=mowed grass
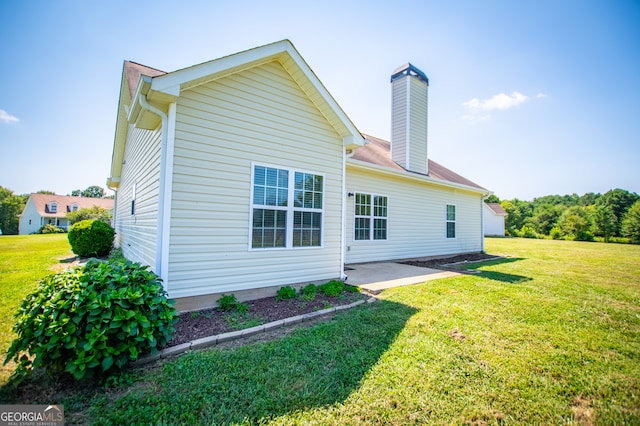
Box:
[2,238,640,424]
[0,234,73,384]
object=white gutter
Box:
[138,93,170,286]
[346,158,487,195]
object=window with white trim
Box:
[71,203,79,212]
[354,193,388,240]
[446,204,456,238]
[49,202,58,213]
[251,165,323,249]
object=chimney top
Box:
[390,63,429,85]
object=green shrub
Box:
[345,284,360,293]
[68,219,115,257]
[319,280,345,297]
[300,284,317,300]
[549,226,563,240]
[276,286,297,301]
[108,247,126,263]
[37,224,65,234]
[4,259,177,382]
[217,294,248,313]
[516,225,539,239]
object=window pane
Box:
[252,208,286,248]
[253,186,265,205]
[374,218,387,240]
[294,172,323,210]
[447,205,456,221]
[254,166,265,185]
[355,217,370,240]
[447,222,456,238]
[355,193,371,216]
[374,196,388,217]
[293,211,321,247]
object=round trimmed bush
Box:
[68,219,114,257]
[4,259,177,382]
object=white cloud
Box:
[463,92,528,111]
[536,93,548,98]
[0,109,19,124]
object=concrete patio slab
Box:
[345,262,461,293]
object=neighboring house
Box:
[107,40,489,311]
[483,202,508,236]
[19,194,114,235]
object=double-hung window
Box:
[446,204,456,238]
[354,193,388,240]
[251,164,323,249]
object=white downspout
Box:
[340,150,348,280]
[138,94,169,285]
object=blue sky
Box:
[1,0,638,200]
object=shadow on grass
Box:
[462,257,531,284]
[87,300,417,425]
[477,270,532,284]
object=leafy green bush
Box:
[515,225,538,239]
[217,294,248,313]
[276,286,297,301]
[37,224,65,234]
[4,259,177,382]
[300,284,317,300]
[549,226,563,240]
[68,219,115,257]
[319,280,345,297]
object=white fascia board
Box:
[147,40,365,148]
[346,158,488,195]
[149,40,292,97]
[127,76,152,123]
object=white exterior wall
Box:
[483,203,506,236]
[345,164,483,263]
[113,124,162,269]
[18,198,41,234]
[166,61,344,299]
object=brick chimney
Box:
[391,63,429,174]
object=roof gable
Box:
[109,40,365,189]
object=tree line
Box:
[490,188,640,244]
[0,185,112,235]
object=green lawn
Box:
[0,234,73,384]
[2,238,639,424]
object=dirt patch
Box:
[167,291,368,347]
[571,396,595,425]
[401,252,499,270]
[449,327,466,342]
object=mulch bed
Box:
[167,253,498,348]
[400,252,498,269]
[167,291,367,347]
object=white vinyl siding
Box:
[167,60,344,299]
[407,76,428,174]
[346,164,482,263]
[113,125,162,269]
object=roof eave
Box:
[347,158,489,195]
